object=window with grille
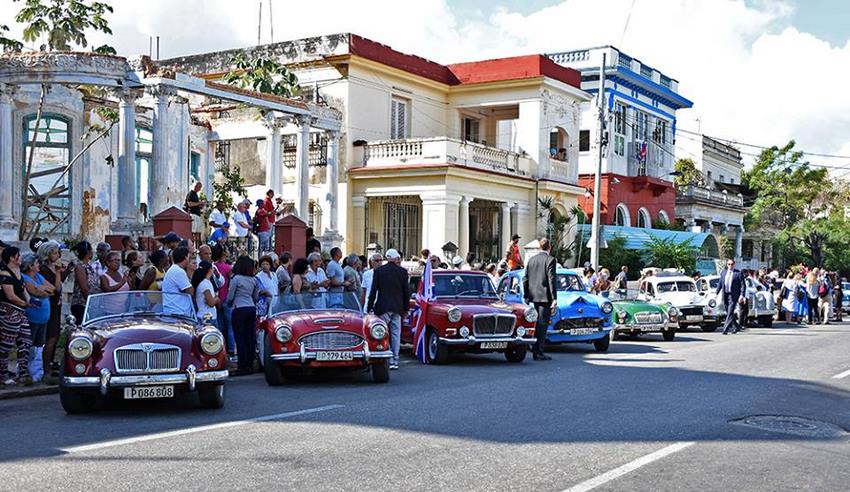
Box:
[463,116,480,143]
[383,202,420,258]
[614,103,626,135]
[654,119,667,144]
[579,130,590,152]
[22,114,72,235]
[282,133,328,168]
[390,97,410,139]
[635,111,649,141]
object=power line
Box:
[676,127,850,160]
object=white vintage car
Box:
[638,273,716,332]
[697,275,776,327]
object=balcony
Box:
[626,141,673,178]
[355,137,545,180]
[676,185,744,208]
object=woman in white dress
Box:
[192,261,219,323]
[780,272,800,322]
[255,255,277,317]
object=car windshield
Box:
[433,274,498,298]
[609,289,640,301]
[271,292,361,314]
[83,291,196,325]
[556,273,586,292]
[656,281,696,293]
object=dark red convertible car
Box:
[259,292,392,384]
[403,270,537,363]
[59,291,229,414]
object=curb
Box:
[0,385,59,400]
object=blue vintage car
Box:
[497,268,614,352]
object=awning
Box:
[577,225,719,258]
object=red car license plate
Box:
[123,385,174,399]
[316,351,354,361]
[480,342,508,349]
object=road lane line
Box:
[60,404,344,454]
[832,368,850,379]
[562,441,695,492]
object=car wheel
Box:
[662,328,676,341]
[59,385,98,414]
[759,315,773,328]
[371,359,390,383]
[427,329,449,364]
[611,330,621,341]
[593,334,610,352]
[263,335,285,386]
[504,345,527,363]
[198,383,225,409]
[701,323,719,332]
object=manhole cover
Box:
[729,415,848,438]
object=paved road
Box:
[2,321,850,491]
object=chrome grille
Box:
[473,314,516,337]
[634,312,663,324]
[556,317,603,331]
[300,332,364,350]
[114,344,181,373]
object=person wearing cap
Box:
[160,232,181,257]
[209,221,231,245]
[209,201,228,236]
[506,234,524,271]
[367,248,410,370]
[451,256,464,269]
[29,237,46,253]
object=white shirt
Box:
[725,270,733,293]
[162,264,193,315]
[306,267,328,293]
[231,211,249,237]
[361,268,376,313]
[209,209,227,229]
[194,278,217,321]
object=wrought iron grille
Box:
[383,201,420,258]
[282,133,328,168]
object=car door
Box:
[502,274,524,304]
[402,275,422,342]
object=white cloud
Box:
[1,0,848,165]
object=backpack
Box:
[818,282,827,298]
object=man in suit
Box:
[715,258,745,335]
[367,248,410,369]
[523,238,557,360]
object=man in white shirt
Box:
[231,202,250,238]
[360,253,383,312]
[209,201,228,236]
[306,252,330,293]
[162,246,195,316]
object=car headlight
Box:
[68,337,93,361]
[369,322,388,339]
[275,325,293,343]
[200,332,224,355]
[616,310,628,323]
[524,305,538,323]
[447,306,462,323]
[601,302,613,314]
[516,326,527,337]
[459,326,470,337]
[708,299,717,308]
[667,306,679,318]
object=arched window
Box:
[22,114,72,235]
[614,204,631,227]
[637,208,651,228]
[548,128,569,161]
[657,210,670,227]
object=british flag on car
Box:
[412,259,434,363]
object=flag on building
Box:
[636,141,648,163]
[412,259,434,363]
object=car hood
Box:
[431,298,518,316]
[614,300,666,316]
[555,291,606,319]
[271,309,367,336]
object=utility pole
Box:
[590,54,607,271]
[257,1,263,46]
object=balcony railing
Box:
[677,185,744,207]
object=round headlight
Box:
[516,326,527,337]
[275,325,293,343]
[200,332,224,355]
[667,306,679,318]
[616,310,628,323]
[524,305,538,323]
[459,326,470,337]
[708,299,717,308]
[447,306,463,323]
[370,322,388,339]
[602,302,614,314]
[68,337,93,361]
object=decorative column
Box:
[263,115,283,193]
[735,225,744,259]
[458,196,471,256]
[501,202,513,252]
[114,89,138,227]
[422,193,460,259]
[325,131,341,233]
[0,83,16,240]
[149,85,173,216]
[294,115,313,221]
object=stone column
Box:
[735,225,744,259]
[294,115,313,221]
[501,202,513,252]
[0,83,16,240]
[115,89,138,227]
[149,85,173,216]
[458,196,471,256]
[422,193,460,259]
[264,115,283,193]
[326,131,341,233]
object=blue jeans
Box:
[258,230,271,253]
[380,313,402,364]
[217,305,235,355]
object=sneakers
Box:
[389,362,399,370]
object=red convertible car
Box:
[260,292,392,384]
[59,291,229,414]
[403,270,537,363]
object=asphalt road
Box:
[2,321,850,491]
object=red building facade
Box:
[577,174,676,228]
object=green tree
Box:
[673,158,706,187]
[223,54,300,97]
[644,235,698,271]
[212,164,247,213]
[537,197,586,266]
[14,0,115,53]
[0,24,23,51]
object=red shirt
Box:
[264,197,275,215]
[255,208,271,232]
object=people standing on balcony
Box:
[306,228,322,256]
[506,235,523,271]
[185,182,207,243]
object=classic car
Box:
[609,289,679,341]
[697,275,776,327]
[842,282,850,312]
[638,273,714,331]
[498,268,614,352]
[260,292,392,384]
[59,291,228,414]
[403,270,537,364]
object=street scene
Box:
[1,0,850,491]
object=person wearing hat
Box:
[506,234,524,271]
[160,232,181,258]
[209,221,231,245]
[451,256,464,269]
[29,237,46,253]
[367,248,410,370]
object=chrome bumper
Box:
[438,335,535,346]
[615,323,669,332]
[270,348,394,363]
[62,365,229,395]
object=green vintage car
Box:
[608,289,679,341]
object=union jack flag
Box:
[412,259,434,363]
[636,141,648,163]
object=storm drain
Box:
[729,415,848,438]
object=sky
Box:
[2,0,849,168]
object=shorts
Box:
[29,322,47,347]
[191,214,204,234]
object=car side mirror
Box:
[65,314,76,327]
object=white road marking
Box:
[832,368,850,379]
[60,404,344,454]
[562,441,696,492]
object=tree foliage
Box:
[212,164,247,213]
[674,157,706,187]
[644,235,698,272]
[0,24,23,52]
[223,54,300,97]
[537,197,585,266]
[15,0,114,52]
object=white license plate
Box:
[570,328,597,335]
[316,351,354,361]
[685,315,703,321]
[480,341,508,349]
[640,325,663,332]
[123,385,174,399]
